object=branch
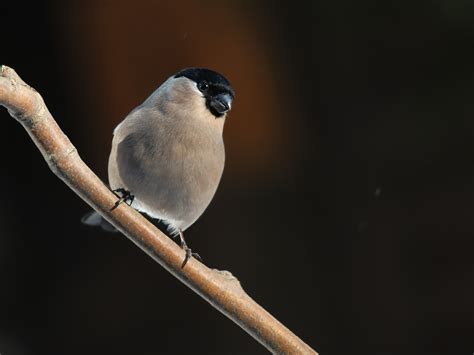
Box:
[0,65,318,354]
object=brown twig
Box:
[0,65,318,354]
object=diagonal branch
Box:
[0,65,318,354]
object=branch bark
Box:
[0,65,318,354]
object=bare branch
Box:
[0,65,318,354]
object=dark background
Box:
[1,1,474,354]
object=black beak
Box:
[209,93,233,116]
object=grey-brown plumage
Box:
[83,68,234,265]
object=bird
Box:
[82,68,234,267]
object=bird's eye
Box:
[198,81,209,92]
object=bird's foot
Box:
[111,188,135,210]
[182,248,202,269]
[179,230,202,268]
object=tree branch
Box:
[0,65,318,354]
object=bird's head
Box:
[174,68,234,118]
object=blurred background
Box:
[1,0,474,354]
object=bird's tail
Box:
[81,211,118,233]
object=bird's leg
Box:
[178,229,202,268]
[111,188,135,210]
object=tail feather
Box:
[81,211,118,233]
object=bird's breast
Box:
[110,119,225,229]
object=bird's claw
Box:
[181,246,202,268]
[111,188,134,210]
[179,229,202,268]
